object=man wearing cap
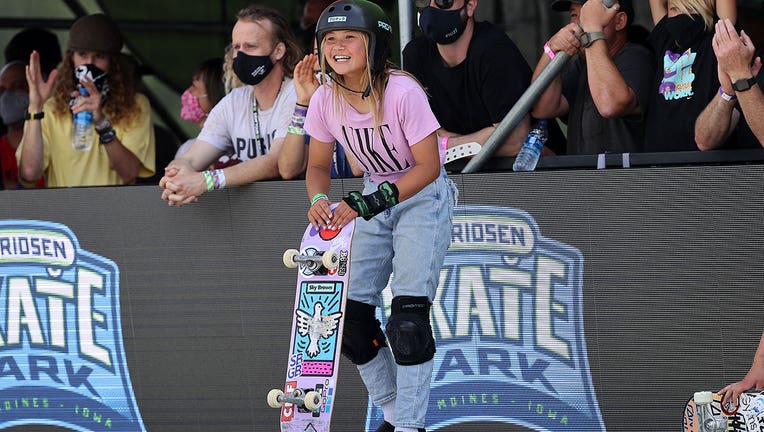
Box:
[532,0,653,155]
[402,0,534,158]
[18,13,155,187]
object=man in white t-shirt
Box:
[160,5,301,206]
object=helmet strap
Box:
[332,77,371,99]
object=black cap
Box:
[550,0,634,25]
[68,14,123,55]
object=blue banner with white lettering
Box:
[0,220,145,431]
[366,205,605,431]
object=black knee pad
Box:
[385,296,435,366]
[341,300,387,365]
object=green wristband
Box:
[311,193,329,206]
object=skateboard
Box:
[683,390,764,432]
[267,205,355,432]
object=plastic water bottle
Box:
[693,391,726,432]
[72,85,93,151]
[513,119,549,172]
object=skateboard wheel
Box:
[322,250,339,269]
[304,390,322,411]
[694,391,713,404]
[267,389,284,408]
[283,249,300,268]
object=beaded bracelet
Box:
[289,105,308,135]
[203,170,214,191]
[202,169,226,191]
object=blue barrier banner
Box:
[0,220,145,432]
[366,205,605,431]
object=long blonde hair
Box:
[671,0,716,29]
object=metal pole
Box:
[398,0,414,67]
[461,0,617,174]
[461,51,571,173]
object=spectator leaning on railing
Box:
[532,0,653,155]
[402,0,533,158]
[160,5,300,206]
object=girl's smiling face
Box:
[322,30,368,80]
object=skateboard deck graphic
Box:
[684,390,764,432]
[268,207,354,432]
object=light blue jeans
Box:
[348,168,456,429]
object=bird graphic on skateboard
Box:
[268,204,354,432]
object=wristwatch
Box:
[580,31,606,48]
[732,76,758,92]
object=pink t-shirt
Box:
[304,73,440,183]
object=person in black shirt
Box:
[402,0,533,158]
[644,0,719,152]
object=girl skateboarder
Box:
[300,1,457,431]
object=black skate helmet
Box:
[315,0,393,75]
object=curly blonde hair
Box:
[51,50,140,127]
[223,44,243,94]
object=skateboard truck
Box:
[267,388,322,412]
[693,391,726,432]
[283,248,339,274]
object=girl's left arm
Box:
[305,136,335,229]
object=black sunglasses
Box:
[414,0,455,10]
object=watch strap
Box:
[582,31,606,48]
[732,76,757,93]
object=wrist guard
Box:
[343,181,399,220]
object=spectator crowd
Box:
[1,2,762,431]
[0,0,761,194]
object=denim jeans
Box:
[348,168,456,429]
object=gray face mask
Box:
[0,90,29,126]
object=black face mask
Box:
[233,50,275,86]
[418,4,468,45]
[664,14,707,50]
[73,64,110,94]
